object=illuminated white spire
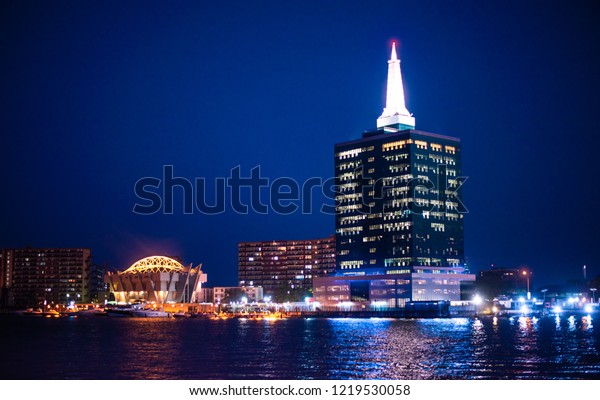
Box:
[377,42,415,129]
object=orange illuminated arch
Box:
[121,256,185,274]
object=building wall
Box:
[411,268,474,301]
[238,235,335,297]
[0,250,11,308]
[210,286,264,304]
[242,286,264,303]
[314,270,474,307]
[197,287,214,303]
[335,128,464,275]
[0,248,91,307]
[89,263,108,303]
[106,269,207,304]
[213,287,243,303]
[477,267,531,299]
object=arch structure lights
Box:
[121,256,186,274]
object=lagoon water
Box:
[1,315,599,379]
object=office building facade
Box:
[335,129,464,273]
[315,43,474,306]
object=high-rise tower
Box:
[314,43,474,306]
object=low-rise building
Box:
[313,267,475,307]
[201,286,264,304]
[105,255,207,304]
[477,266,531,299]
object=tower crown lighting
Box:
[377,42,415,130]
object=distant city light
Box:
[584,304,593,313]
[520,305,530,314]
[553,306,562,314]
[473,295,483,305]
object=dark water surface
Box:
[1,315,599,379]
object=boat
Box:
[105,307,135,317]
[173,312,190,318]
[130,308,171,318]
[74,308,103,317]
[59,311,78,317]
[42,309,60,317]
[22,308,43,316]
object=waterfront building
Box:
[240,285,264,303]
[238,235,335,299]
[477,266,533,299]
[0,247,91,308]
[200,286,264,304]
[105,255,207,304]
[314,43,474,306]
[196,287,214,303]
[89,263,109,303]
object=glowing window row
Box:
[384,257,413,267]
[336,204,361,213]
[337,148,363,160]
[338,161,361,171]
[362,236,380,242]
[335,193,363,202]
[382,139,413,152]
[338,215,366,225]
[337,226,363,235]
[339,260,365,268]
[384,222,412,231]
[339,182,359,191]
[384,154,409,162]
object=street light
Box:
[541,288,548,304]
[522,270,531,300]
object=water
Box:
[1,315,598,379]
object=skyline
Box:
[2,1,600,287]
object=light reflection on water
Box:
[0,315,599,379]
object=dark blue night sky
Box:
[1,1,599,286]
